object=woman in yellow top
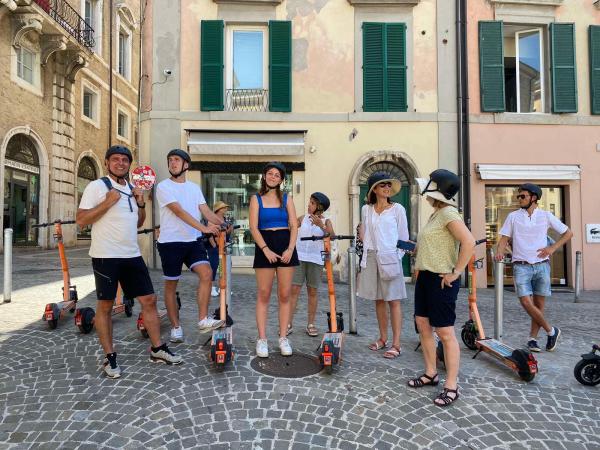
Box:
[407,169,475,407]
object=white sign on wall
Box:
[586,224,600,243]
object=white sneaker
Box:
[103,354,121,379]
[198,317,225,332]
[279,337,293,356]
[150,344,183,365]
[211,286,219,297]
[170,326,184,343]
[256,338,269,358]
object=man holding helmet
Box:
[77,146,182,379]
[495,183,573,352]
[155,149,224,344]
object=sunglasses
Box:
[516,194,530,200]
[378,182,393,188]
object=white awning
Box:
[476,164,581,180]
[187,130,306,156]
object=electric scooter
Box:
[32,220,78,329]
[209,223,239,370]
[74,285,135,334]
[301,233,355,374]
[442,239,538,382]
[574,344,600,386]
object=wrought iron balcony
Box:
[225,89,269,112]
[34,0,95,48]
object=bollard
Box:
[574,251,582,303]
[3,228,13,303]
[347,245,357,334]
[226,243,232,308]
[493,260,504,340]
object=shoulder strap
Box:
[100,176,112,191]
[366,205,376,251]
[283,192,287,207]
[255,193,263,208]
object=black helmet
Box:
[263,161,286,180]
[422,169,460,200]
[105,145,132,162]
[310,192,330,212]
[518,183,542,201]
[167,148,191,164]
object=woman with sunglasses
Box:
[408,169,475,407]
[249,162,299,358]
[357,172,409,359]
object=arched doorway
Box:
[76,156,98,238]
[349,151,421,277]
[3,134,40,245]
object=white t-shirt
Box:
[296,215,326,265]
[360,203,409,268]
[78,178,141,258]
[156,179,206,243]
[499,208,569,264]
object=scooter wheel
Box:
[461,321,478,350]
[124,297,134,317]
[140,329,149,339]
[78,307,95,334]
[436,341,445,364]
[323,364,334,375]
[47,303,60,330]
[574,359,600,386]
[518,371,535,382]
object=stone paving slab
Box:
[0,246,599,449]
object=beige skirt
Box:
[357,251,407,301]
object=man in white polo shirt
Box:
[495,183,573,353]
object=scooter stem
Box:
[218,231,227,322]
[54,222,70,302]
[323,236,337,333]
[467,253,486,340]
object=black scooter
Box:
[574,344,600,386]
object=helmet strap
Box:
[169,167,188,179]
[107,167,128,184]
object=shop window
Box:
[485,185,567,286]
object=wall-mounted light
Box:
[295,181,301,194]
[309,145,316,153]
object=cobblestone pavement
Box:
[0,245,599,449]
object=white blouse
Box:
[361,203,409,268]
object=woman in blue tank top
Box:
[249,162,299,358]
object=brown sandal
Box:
[368,339,388,351]
[407,373,439,388]
[433,387,459,407]
[383,346,402,359]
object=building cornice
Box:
[347,0,419,5]
[212,0,282,5]
[489,0,563,6]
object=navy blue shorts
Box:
[414,270,460,328]
[157,240,209,280]
[92,256,154,300]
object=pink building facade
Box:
[468,0,600,289]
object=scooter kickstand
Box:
[202,336,212,347]
[472,349,482,360]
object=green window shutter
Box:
[386,23,407,112]
[478,21,505,112]
[589,25,600,115]
[363,22,407,112]
[269,20,292,112]
[200,20,224,111]
[550,23,578,113]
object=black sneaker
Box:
[545,327,561,352]
[527,339,541,353]
[150,344,183,365]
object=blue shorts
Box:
[414,270,460,328]
[157,240,209,280]
[513,261,551,298]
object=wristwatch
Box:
[137,202,146,209]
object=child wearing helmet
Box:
[288,192,335,337]
[249,162,299,358]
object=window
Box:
[362,22,407,112]
[81,82,100,125]
[82,0,102,54]
[84,0,95,29]
[504,26,545,113]
[117,110,129,140]
[77,157,97,238]
[225,27,268,111]
[117,23,132,80]
[17,46,35,84]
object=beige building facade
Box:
[0,0,140,249]
[468,0,600,289]
[140,0,459,273]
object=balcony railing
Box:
[225,89,269,112]
[34,0,95,48]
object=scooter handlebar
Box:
[32,220,76,228]
[300,234,355,241]
[475,238,487,246]
[138,226,160,234]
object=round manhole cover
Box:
[250,352,322,378]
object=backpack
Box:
[100,176,134,192]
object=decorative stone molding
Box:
[347,0,419,5]
[12,13,43,48]
[64,50,88,82]
[41,35,68,65]
[490,0,563,5]
[213,0,282,4]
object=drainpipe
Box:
[108,0,114,146]
[456,0,471,229]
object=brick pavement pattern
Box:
[0,246,599,449]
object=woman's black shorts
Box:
[414,270,460,328]
[253,229,299,269]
